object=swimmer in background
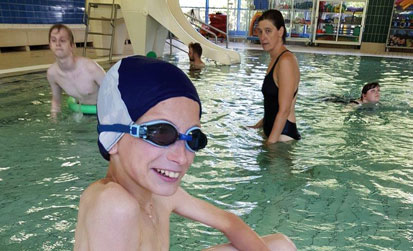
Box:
[47,24,105,118]
[249,10,301,145]
[350,82,380,105]
[188,42,205,70]
[74,56,296,251]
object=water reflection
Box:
[1,50,413,250]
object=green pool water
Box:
[0,50,412,251]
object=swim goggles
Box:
[98,120,207,152]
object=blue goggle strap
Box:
[98,123,193,141]
[179,133,192,141]
[98,124,146,138]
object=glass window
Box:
[179,0,251,36]
[179,0,205,8]
[209,0,228,8]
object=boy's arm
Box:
[173,187,270,251]
[47,69,62,118]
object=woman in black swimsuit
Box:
[249,9,301,145]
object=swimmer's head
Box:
[257,9,287,44]
[97,55,202,161]
[188,42,202,62]
[189,43,202,57]
[361,82,380,104]
[48,24,75,46]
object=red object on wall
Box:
[200,13,227,38]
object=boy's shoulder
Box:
[80,179,141,217]
[76,56,101,70]
[46,63,61,84]
[47,62,59,74]
[349,99,362,105]
[75,179,146,249]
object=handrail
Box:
[184,13,229,48]
[190,21,218,44]
[83,0,117,61]
[165,40,188,54]
[171,36,186,46]
[108,0,117,62]
[167,22,217,54]
[168,32,187,54]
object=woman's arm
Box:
[248,118,263,129]
[266,54,300,144]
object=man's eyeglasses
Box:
[98,120,207,152]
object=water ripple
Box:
[0,51,412,250]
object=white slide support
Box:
[119,0,240,65]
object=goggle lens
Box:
[144,121,207,152]
[186,128,207,151]
[146,123,179,146]
[98,120,208,152]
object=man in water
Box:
[47,24,105,118]
[351,82,380,105]
[188,42,205,70]
[74,56,296,251]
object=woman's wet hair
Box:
[257,9,287,44]
[361,82,380,99]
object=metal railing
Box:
[184,13,229,48]
[190,21,218,44]
[83,0,118,62]
[166,40,188,55]
[167,32,188,55]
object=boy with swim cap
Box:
[74,56,296,250]
[47,24,105,118]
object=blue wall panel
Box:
[0,0,85,24]
[254,0,268,10]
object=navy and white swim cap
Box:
[97,55,201,160]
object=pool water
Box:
[0,50,412,250]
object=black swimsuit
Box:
[261,50,301,140]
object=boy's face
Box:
[117,97,200,196]
[49,28,74,58]
[363,86,380,104]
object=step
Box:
[86,47,111,51]
[88,17,114,22]
[89,3,120,8]
[87,32,113,36]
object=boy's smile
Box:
[115,97,200,197]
